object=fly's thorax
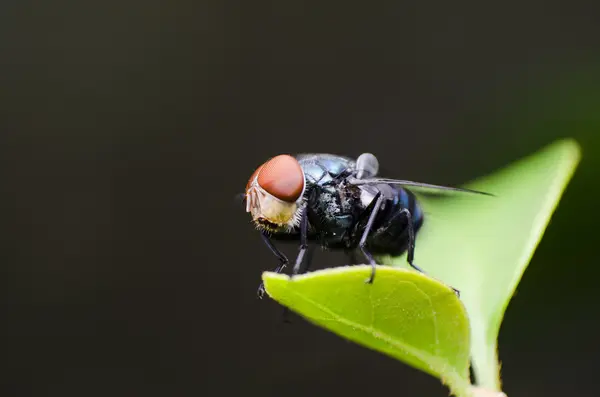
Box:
[296,154,356,186]
[306,182,362,234]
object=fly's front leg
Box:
[281,207,311,324]
[358,193,385,284]
[291,206,309,277]
[257,232,289,299]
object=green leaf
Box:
[261,139,579,396]
[380,139,581,390]
[262,266,473,397]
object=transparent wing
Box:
[347,176,495,197]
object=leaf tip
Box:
[552,137,582,164]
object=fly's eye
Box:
[252,154,304,202]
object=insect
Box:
[243,152,493,298]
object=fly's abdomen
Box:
[366,186,424,256]
[397,186,423,227]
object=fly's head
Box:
[245,154,306,233]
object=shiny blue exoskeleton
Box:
[254,152,492,297]
[288,153,423,256]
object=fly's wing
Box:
[346,176,495,197]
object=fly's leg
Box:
[303,244,315,273]
[257,232,289,299]
[358,193,385,284]
[283,207,311,323]
[387,208,460,297]
[281,245,316,324]
[291,206,309,276]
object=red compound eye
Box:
[247,154,304,202]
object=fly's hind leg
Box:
[380,208,460,297]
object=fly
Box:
[242,153,493,298]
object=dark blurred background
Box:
[1,0,599,396]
